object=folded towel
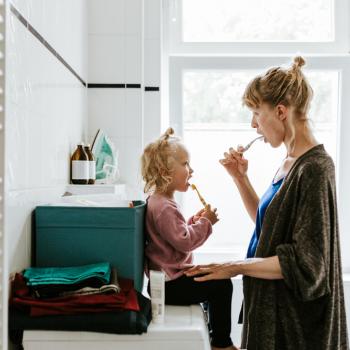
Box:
[59,267,121,297]
[23,262,111,286]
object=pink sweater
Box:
[145,193,212,281]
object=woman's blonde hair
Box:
[141,127,183,193]
[243,56,313,118]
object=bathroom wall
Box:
[6,0,88,280]
[87,0,162,198]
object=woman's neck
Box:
[284,120,318,158]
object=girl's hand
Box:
[219,146,248,180]
[201,204,219,225]
[185,262,239,281]
[192,208,205,223]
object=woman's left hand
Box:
[184,262,239,281]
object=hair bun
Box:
[292,56,306,70]
[163,127,175,139]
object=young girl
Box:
[141,128,237,350]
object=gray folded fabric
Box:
[60,268,120,297]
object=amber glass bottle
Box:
[84,144,96,184]
[71,143,89,184]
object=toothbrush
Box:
[191,184,208,208]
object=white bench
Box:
[23,305,211,350]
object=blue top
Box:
[246,177,284,258]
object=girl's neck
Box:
[154,189,175,200]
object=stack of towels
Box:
[11,262,140,316]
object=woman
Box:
[186,56,348,349]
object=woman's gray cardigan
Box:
[241,145,348,350]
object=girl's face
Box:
[167,145,193,194]
[250,102,286,148]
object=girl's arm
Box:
[156,203,213,252]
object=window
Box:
[165,1,350,268]
[168,0,349,53]
[182,0,334,42]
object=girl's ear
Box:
[276,104,288,121]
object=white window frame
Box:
[168,0,350,54]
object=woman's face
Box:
[250,103,286,148]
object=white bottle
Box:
[71,143,89,184]
[150,270,165,324]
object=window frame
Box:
[168,0,350,54]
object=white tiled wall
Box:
[88,35,125,83]
[87,0,162,197]
[6,2,88,347]
[143,0,162,146]
[6,0,88,273]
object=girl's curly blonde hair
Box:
[141,127,183,194]
[243,56,313,118]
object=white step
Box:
[23,305,211,350]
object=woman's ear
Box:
[276,104,288,121]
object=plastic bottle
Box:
[71,143,89,184]
[84,144,96,184]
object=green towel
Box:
[23,262,111,286]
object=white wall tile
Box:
[144,91,161,146]
[144,38,161,86]
[125,0,142,36]
[125,89,142,139]
[119,137,143,197]
[144,0,161,40]
[88,34,125,83]
[88,88,125,139]
[125,35,142,83]
[88,0,125,35]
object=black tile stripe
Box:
[88,84,161,90]
[126,84,141,88]
[10,4,87,87]
[145,86,160,91]
[88,83,126,88]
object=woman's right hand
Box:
[219,146,248,181]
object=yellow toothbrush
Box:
[191,184,208,208]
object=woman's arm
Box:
[233,175,260,222]
[220,149,259,222]
[185,256,283,281]
[238,256,283,279]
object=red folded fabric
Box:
[11,273,140,317]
